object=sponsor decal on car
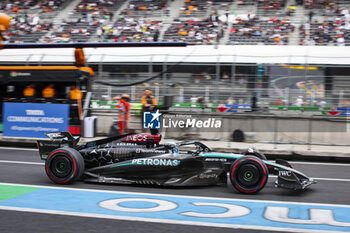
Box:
[125,134,150,142]
[132,159,180,166]
[205,158,227,162]
[114,143,137,146]
[279,170,292,176]
[135,149,165,154]
[39,142,61,147]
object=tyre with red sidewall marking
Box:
[230,155,268,194]
[241,149,267,160]
[45,148,84,184]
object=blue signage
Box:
[337,108,350,116]
[226,104,252,113]
[3,102,69,138]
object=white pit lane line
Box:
[288,161,350,167]
[0,147,38,151]
[0,160,43,166]
[0,160,350,182]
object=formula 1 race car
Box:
[37,132,316,194]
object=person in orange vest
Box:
[42,84,55,102]
[114,94,131,134]
[141,89,157,111]
[69,86,82,100]
[70,86,83,122]
[23,84,36,102]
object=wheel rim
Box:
[51,156,72,178]
[237,164,260,187]
[243,170,254,180]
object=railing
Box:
[89,102,350,146]
[91,80,350,109]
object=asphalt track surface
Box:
[0,147,350,233]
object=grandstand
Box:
[227,17,294,45]
[163,16,226,45]
[1,0,350,45]
[1,0,69,43]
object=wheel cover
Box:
[237,164,260,187]
[50,155,72,178]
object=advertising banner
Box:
[0,69,86,83]
[3,103,69,138]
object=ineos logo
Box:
[125,135,148,141]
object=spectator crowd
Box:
[98,17,162,42]
[300,7,350,46]
[304,0,336,10]
[228,16,294,45]
[121,0,167,16]
[4,14,52,43]
[1,0,350,46]
[75,0,117,20]
[179,0,212,17]
[257,0,287,10]
[0,0,66,13]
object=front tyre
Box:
[45,148,84,184]
[230,155,268,194]
[241,148,267,160]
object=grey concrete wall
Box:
[91,110,350,145]
[92,110,142,135]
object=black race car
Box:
[38,132,316,194]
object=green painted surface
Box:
[0,123,2,132]
[0,185,39,202]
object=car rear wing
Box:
[37,132,80,160]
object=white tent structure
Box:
[0,45,349,65]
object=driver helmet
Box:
[164,142,178,154]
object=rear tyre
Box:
[45,148,84,184]
[230,156,268,194]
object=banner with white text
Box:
[3,102,69,138]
